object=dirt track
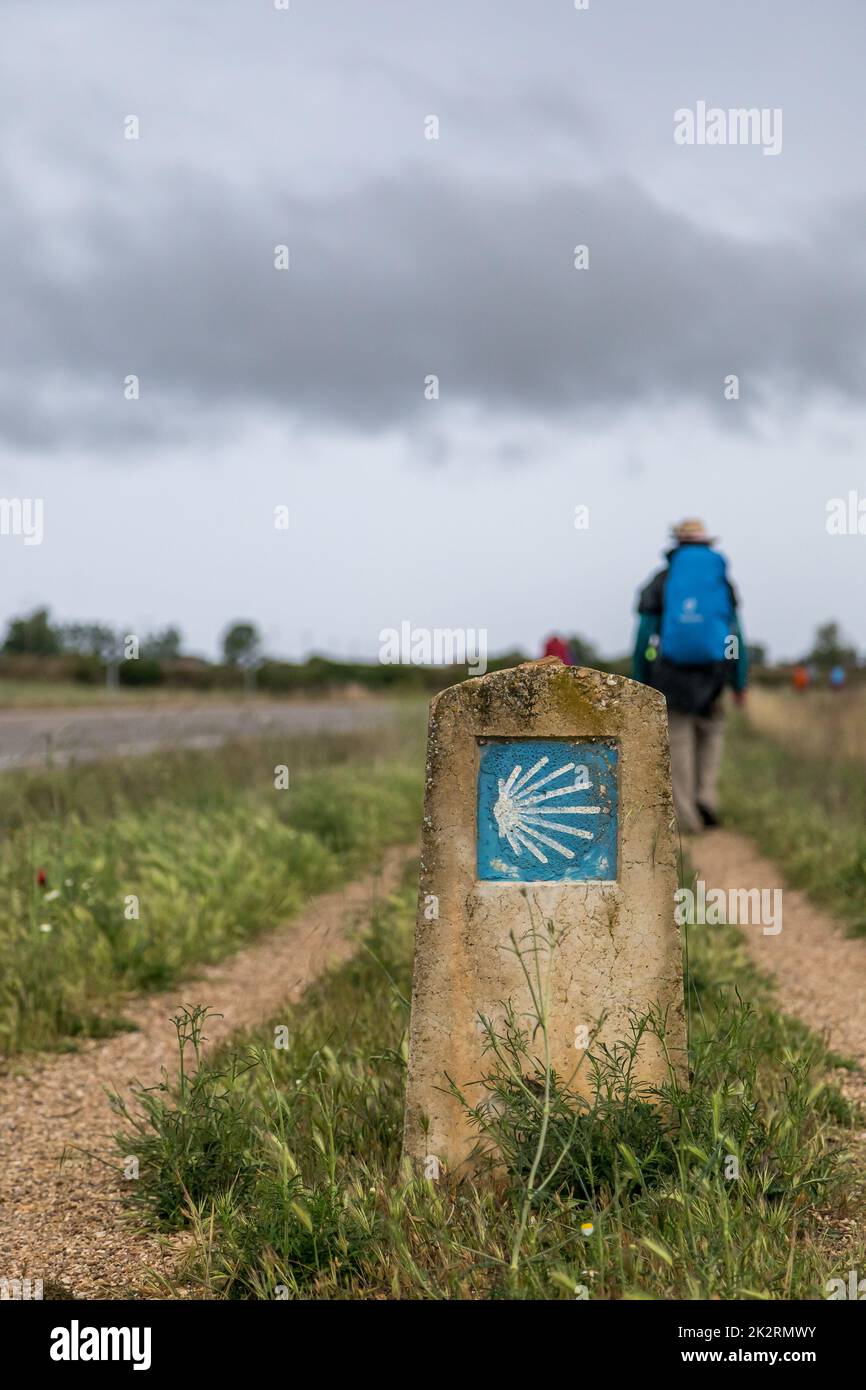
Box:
[692,829,866,1087]
[693,824,866,1246]
[0,846,415,1300]
[4,826,864,1299]
[692,829,866,1254]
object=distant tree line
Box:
[801,621,858,671]
[0,609,861,695]
[2,609,184,663]
[0,608,530,693]
[2,609,263,665]
[0,609,268,689]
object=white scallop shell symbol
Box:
[493,756,601,864]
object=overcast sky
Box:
[2,0,865,662]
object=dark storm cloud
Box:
[2,167,865,450]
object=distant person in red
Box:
[544,634,574,665]
[792,664,811,693]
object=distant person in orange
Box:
[792,664,811,692]
[544,634,574,665]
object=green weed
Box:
[721,714,866,935]
[0,717,424,1053]
[116,876,864,1300]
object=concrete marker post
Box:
[402,656,687,1177]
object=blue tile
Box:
[477,739,618,882]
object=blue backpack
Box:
[660,545,732,665]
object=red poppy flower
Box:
[37,868,47,886]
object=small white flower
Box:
[64,878,73,888]
[39,923,53,933]
[44,889,61,902]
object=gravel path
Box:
[0,696,395,771]
[692,829,866,1255]
[692,830,866,1081]
[5,828,862,1299]
[0,845,415,1300]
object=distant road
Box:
[0,697,400,772]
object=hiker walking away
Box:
[543,633,574,665]
[633,519,748,834]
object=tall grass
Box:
[745,686,866,767]
[116,874,863,1300]
[0,712,423,836]
[0,714,425,1054]
[721,711,866,935]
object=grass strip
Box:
[0,712,425,1053]
[116,867,864,1300]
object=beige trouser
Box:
[667,705,726,834]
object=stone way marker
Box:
[403,657,687,1176]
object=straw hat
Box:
[671,518,716,544]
